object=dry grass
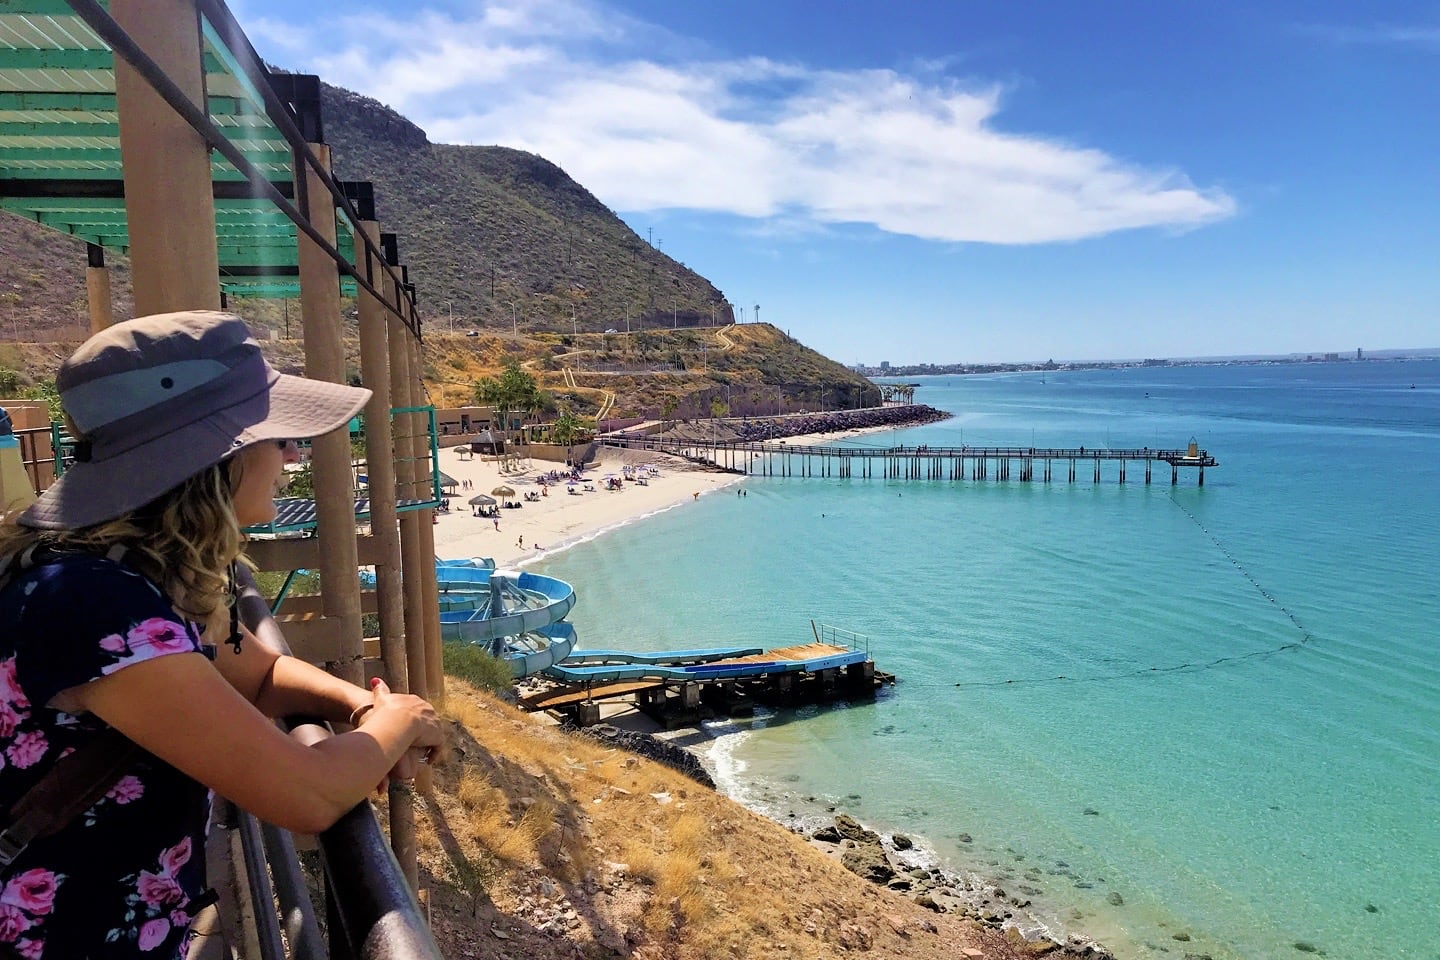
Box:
[409,680,1043,960]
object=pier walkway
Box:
[604,436,1219,485]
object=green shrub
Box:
[442,643,514,693]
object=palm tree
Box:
[473,360,540,450]
[552,409,586,466]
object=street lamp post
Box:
[571,305,577,338]
[710,303,716,326]
[625,305,630,334]
[671,300,677,329]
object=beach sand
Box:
[429,444,742,569]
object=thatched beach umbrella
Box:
[468,494,496,507]
[491,484,516,498]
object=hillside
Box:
[413,678,1103,960]
[320,82,729,334]
[0,80,875,420]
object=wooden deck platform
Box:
[518,642,878,724]
[519,680,662,712]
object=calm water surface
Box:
[535,360,1440,960]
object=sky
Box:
[233,0,1440,364]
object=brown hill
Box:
[320,83,729,334]
[413,679,1091,960]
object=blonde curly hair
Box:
[0,455,244,635]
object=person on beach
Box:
[0,311,444,960]
[493,517,500,531]
[517,535,524,549]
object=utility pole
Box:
[710,303,716,326]
[571,304,577,338]
[510,302,517,336]
[445,300,453,331]
[672,300,677,329]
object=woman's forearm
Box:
[255,654,372,724]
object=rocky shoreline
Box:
[657,403,952,444]
[572,718,1122,959]
[797,811,1117,959]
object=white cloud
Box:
[1295,22,1440,51]
[271,0,1235,244]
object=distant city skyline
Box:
[857,344,1440,372]
[238,0,1439,363]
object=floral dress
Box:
[0,555,214,959]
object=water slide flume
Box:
[432,563,578,677]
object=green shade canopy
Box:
[0,0,361,300]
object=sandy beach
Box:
[429,444,742,568]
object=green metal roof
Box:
[0,0,356,298]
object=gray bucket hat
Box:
[19,310,371,530]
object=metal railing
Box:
[235,569,442,960]
[813,621,870,658]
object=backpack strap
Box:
[0,541,142,869]
[0,730,143,867]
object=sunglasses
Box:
[275,439,301,452]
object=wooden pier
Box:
[606,437,1218,486]
[520,641,893,728]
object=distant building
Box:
[1357,347,1364,360]
[880,361,890,371]
[1323,353,1340,362]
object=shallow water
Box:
[536,359,1440,959]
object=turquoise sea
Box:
[534,359,1440,960]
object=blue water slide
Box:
[439,569,576,643]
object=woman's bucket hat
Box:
[18,310,371,530]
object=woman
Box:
[0,311,443,959]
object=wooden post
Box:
[85,243,114,332]
[111,0,220,314]
[387,287,428,707]
[355,223,417,889]
[411,329,444,707]
[355,222,406,689]
[296,142,363,684]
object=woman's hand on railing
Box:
[367,678,446,790]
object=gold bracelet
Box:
[348,702,375,727]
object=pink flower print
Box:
[158,836,192,875]
[99,632,126,654]
[106,775,144,805]
[169,908,190,929]
[4,731,46,769]
[1,869,59,916]
[0,701,20,740]
[126,619,193,656]
[0,658,28,710]
[101,619,194,675]
[136,871,183,908]
[0,903,33,942]
[13,938,42,960]
[137,917,170,952]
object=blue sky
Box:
[235,0,1440,363]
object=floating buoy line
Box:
[951,494,1321,689]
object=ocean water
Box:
[533,360,1440,960]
